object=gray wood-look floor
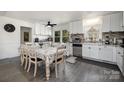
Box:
[0,56,124,82]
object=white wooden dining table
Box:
[19,44,66,80]
[36,47,58,80]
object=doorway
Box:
[20,26,32,44]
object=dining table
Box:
[19,44,66,80]
[36,45,66,80]
[36,47,58,80]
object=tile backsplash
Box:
[102,31,124,44]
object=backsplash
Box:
[102,32,124,44]
[71,34,84,43]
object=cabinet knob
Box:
[99,48,101,50]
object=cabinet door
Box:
[69,23,73,34]
[66,43,70,56]
[69,21,83,34]
[116,48,124,73]
[101,15,111,32]
[66,43,73,56]
[73,22,77,34]
[113,47,117,63]
[76,21,83,33]
[72,22,77,34]
[123,12,124,27]
[69,43,73,55]
[98,46,113,62]
[69,22,75,34]
[83,45,90,57]
[90,45,99,59]
[35,23,42,35]
[110,12,123,31]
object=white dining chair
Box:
[25,42,33,46]
[53,46,65,78]
[22,45,29,70]
[27,47,44,77]
[20,44,25,66]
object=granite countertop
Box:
[67,42,123,48]
[82,42,122,48]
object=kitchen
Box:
[0,11,124,82]
[53,11,124,77]
[1,0,124,92]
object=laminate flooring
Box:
[0,56,124,82]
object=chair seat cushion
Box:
[53,58,62,63]
[31,58,42,61]
[24,55,26,57]
[24,55,29,58]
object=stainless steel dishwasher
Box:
[73,44,82,57]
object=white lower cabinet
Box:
[69,43,73,55]
[82,44,90,58]
[66,43,73,56]
[116,47,124,74]
[90,45,99,59]
[82,43,124,75]
[113,47,117,63]
[83,44,99,59]
[98,46,113,62]
[66,43,70,56]
[82,44,116,64]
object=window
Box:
[62,30,69,43]
[54,30,69,43]
[55,31,60,42]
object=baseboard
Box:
[82,56,117,65]
[0,56,20,65]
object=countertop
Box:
[68,42,122,48]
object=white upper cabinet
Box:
[35,23,42,35]
[34,23,52,36]
[69,20,83,34]
[101,15,111,32]
[76,21,83,33]
[102,12,123,32]
[110,12,123,31]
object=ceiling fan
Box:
[45,21,57,27]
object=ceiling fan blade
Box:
[52,24,57,25]
[44,21,57,27]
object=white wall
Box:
[0,16,34,59]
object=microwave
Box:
[71,34,84,43]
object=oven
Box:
[73,44,82,57]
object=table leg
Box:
[45,56,50,80]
